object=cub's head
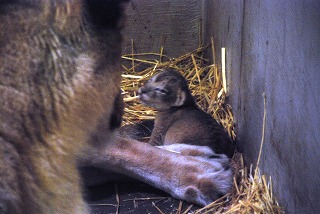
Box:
[138,69,195,111]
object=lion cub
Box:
[138,69,235,158]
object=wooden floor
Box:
[85,180,200,214]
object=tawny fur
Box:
[0,1,234,212]
[0,1,126,213]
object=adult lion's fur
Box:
[0,1,127,213]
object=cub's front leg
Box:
[87,137,233,207]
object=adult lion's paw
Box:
[164,154,233,206]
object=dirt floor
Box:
[85,180,200,214]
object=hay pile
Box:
[120,41,282,213]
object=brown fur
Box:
[0,1,126,213]
[0,1,234,211]
[138,69,235,158]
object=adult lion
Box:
[0,1,232,213]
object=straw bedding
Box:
[120,41,283,213]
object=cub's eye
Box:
[155,88,168,95]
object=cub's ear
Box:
[173,90,186,107]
